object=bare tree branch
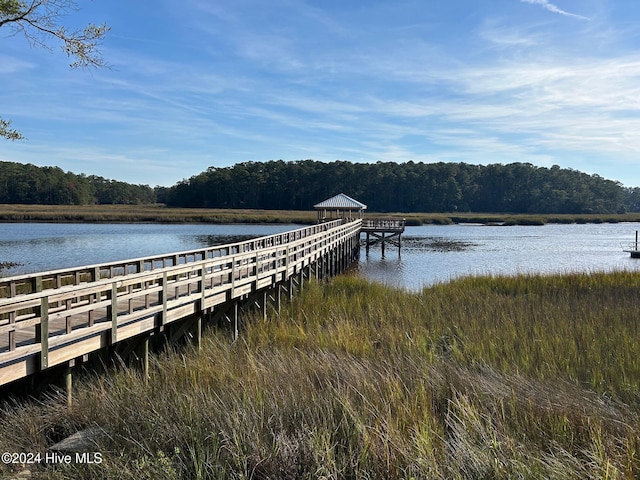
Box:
[1,0,110,68]
[0,0,109,138]
[0,118,25,141]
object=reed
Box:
[3,204,640,225]
[1,271,639,478]
[0,204,318,224]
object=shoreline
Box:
[1,204,640,225]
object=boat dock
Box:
[0,219,361,397]
[623,231,640,258]
[0,193,408,398]
[361,219,406,255]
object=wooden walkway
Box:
[0,219,361,389]
[361,219,406,255]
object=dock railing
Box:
[622,230,640,257]
[361,219,405,232]
[0,219,362,387]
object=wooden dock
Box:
[0,219,361,392]
[361,219,406,255]
[622,230,640,258]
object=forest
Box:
[2,159,640,213]
[0,161,155,205]
[164,160,640,214]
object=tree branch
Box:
[1,0,109,140]
[1,0,110,68]
[0,118,25,141]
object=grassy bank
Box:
[0,204,318,224]
[2,204,640,225]
[398,211,640,226]
[1,271,640,478]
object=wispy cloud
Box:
[520,0,589,21]
[8,0,640,187]
[0,55,35,74]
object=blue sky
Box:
[2,0,640,187]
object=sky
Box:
[2,0,640,188]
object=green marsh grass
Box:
[1,272,640,478]
[0,204,318,224]
[3,203,640,225]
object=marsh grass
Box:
[1,272,640,478]
[0,204,318,224]
[3,204,640,225]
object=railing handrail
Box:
[0,219,351,297]
[1,219,363,386]
[361,219,405,228]
[0,220,360,306]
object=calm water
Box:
[2,222,640,290]
[0,223,295,273]
[360,223,640,290]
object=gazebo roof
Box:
[314,193,367,210]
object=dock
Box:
[623,230,640,258]
[0,219,361,396]
[361,219,406,255]
[0,191,410,397]
[313,194,407,256]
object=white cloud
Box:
[0,55,35,74]
[520,0,590,21]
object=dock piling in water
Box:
[361,219,405,257]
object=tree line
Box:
[163,160,640,214]
[3,159,640,213]
[0,161,155,205]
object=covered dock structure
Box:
[314,193,367,223]
[314,193,405,256]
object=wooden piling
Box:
[65,365,73,407]
[142,336,149,383]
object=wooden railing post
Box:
[36,297,49,369]
[33,276,43,294]
[231,257,236,298]
[8,282,16,351]
[109,283,118,343]
[200,265,207,307]
[159,272,168,326]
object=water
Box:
[2,222,640,290]
[359,223,640,290]
[0,223,295,273]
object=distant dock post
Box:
[623,230,640,258]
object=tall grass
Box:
[1,272,639,478]
[0,204,317,224]
[3,203,640,225]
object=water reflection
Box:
[0,223,295,274]
[192,234,257,247]
[359,223,640,289]
[3,222,640,290]
[359,252,406,289]
[402,236,479,252]
[0,236,68,248]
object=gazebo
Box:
[314,193,367,223]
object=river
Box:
[1,222,640,290]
